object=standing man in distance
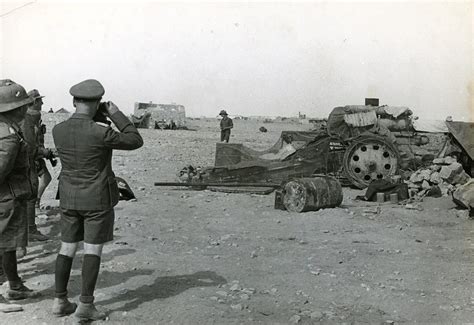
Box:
[219,109,233,143]
[51,79,143,320]
[0,79,41,301]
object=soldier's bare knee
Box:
[59,242,78,257]
[83,243,104,257]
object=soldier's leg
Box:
[3,249,41,300]
[37,162,52,207]
[55,242,78,296]
[27,168,48,241]
[75,209,113,321]
[81,243,104,302]
[27,198,48,241]
[52,241,78,316]
[53,208,83,316]
[224,130,230,143]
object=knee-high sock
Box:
[55,254,74,298]
[80,254,101,303]
[2,250,21,285]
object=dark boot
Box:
[52,297,77,317]
[28,228,49,241]
[7,282,41,300]
[74,302,106,321]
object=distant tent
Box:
[55,108,70,114]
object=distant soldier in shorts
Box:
[0,79,41,301]
[219,109,233,143]
[51,79,143,320]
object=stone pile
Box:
[406,156,471,198]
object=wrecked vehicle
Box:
[186,104,443,189]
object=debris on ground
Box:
[405,156,471,199]
[452,179,474,214]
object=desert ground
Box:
[1,116,473,324]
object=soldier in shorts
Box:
[51,79,143,320]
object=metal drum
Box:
[282,176,343,212]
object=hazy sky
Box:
[1,1,472,120]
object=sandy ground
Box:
[1,118,473,324]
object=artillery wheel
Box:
[343,135,399,189]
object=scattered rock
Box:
[453,179,474,211]
[289,315,301,324]
[439,163,463,183]
[421,180,431,189]
[229,283,241,291]
[455,210,469,219]
[239,294,250,301]
[231,304,243,311]
[250,251,258,258]
[220,234,233,241]
[241,288,256,295]
[430,171,441,184]
[310,311,323,319]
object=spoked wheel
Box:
[343,135,399,189]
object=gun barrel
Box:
[154,182,280,188]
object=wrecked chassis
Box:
[170,105,438,189]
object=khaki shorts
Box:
[60,208,114,244]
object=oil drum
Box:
[282,176,343,212]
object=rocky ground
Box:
[1,117,473,324]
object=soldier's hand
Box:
[105,101,120,116]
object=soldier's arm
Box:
[0,133,20,184]
[103,111,144,150]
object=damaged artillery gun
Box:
[176,104,435,189]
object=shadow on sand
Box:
[98,270,227,312]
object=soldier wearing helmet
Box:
[219,109,233,143]
[51,79,143,320]
[0,79,41,302]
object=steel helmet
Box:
[0,79,34,113]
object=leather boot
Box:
[28,228,49,242]
[7,282,41,300]
[74,302,107,321]
[52,297,77,317]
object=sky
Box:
[0,1,472,120]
